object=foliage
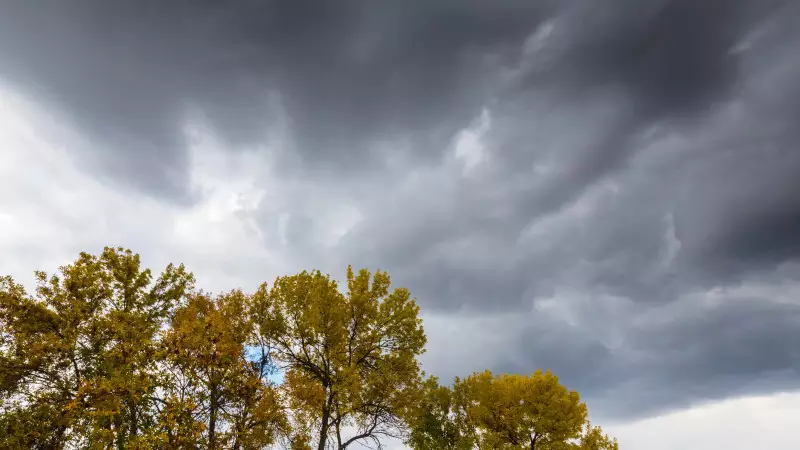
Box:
[161,290,287,449]
[462,370,587,449]
[1,248,617,450]
[0,247,194,449]
[254,266,427,450]
[407,371,616,450]
[406,375,474,450]
[575,422,619,450]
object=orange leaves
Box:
[161,290,287,448]
[165,291,253,375]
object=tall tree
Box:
[161,290,286,449]
[0,247,194,449]
[254,267,426,450]
[0,274,77,449]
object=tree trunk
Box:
[317,404,331,450]
[335,417,343,450]
[209,385,219,450]
[114,414,126,450]
[127,398,138,439]
[317,389,336,450]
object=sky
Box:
[0,0,799,448]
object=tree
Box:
[406,376,474,450]
[3,248,618,449]
[0,247,194,449]
[161,290,286,449]
[1,274,76,448]
[575,422,618,450]
[254,266,426,450]
[408,370,612,450]
[460,370,587,449]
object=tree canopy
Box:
[0,247,616,449]
[407,371,618,450]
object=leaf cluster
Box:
[1,248,617,450]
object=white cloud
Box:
[606,392,800,450]
[451,108,491,175]
[0,84,284,293]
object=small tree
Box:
[461,370,587,449]
[406,376,475,450]
[576,422,618,450]
[254,266,426,450]
[408,370,616,450]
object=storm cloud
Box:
[1,0,799,423]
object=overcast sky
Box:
[1,1,799,448]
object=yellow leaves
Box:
[165,291,253,375]
[235,383,289,448]
[2,250,619,449]
[578,422,619,450]
[408,370,597,450]
[455,370,588,449]
[406,376,475,450]
[284,367,327,413]
[0,247,198,449]
[256,267,427,449]
[146,396,206,448]
[161,290,289,448]
[289,433,314,450]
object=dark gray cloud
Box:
[2,0,800,421]
[0,0,554,198]
[597,294,800,418]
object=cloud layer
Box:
[1,0,799,424]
